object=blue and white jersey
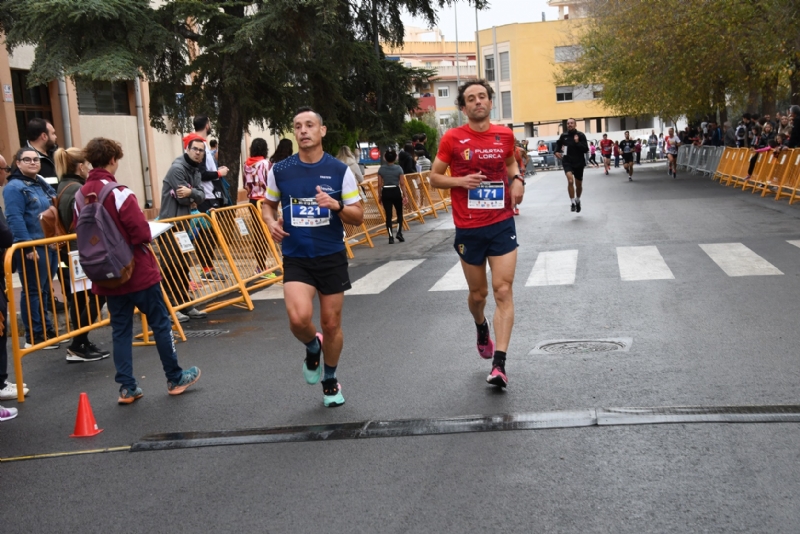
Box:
[266,153,360,258]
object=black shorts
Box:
[563,163,585,181]
[454,217,518,265]
[622,154,634,163]
[602,153,612,160]
[283,250,351,295]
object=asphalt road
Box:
[3,161,800,533]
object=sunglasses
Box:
[19,157,40,164]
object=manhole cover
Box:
[181,329,230,338]
[530,338,632,355]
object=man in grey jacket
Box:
[160,139,205,219]
[158,139,207,320]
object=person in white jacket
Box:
[336,146,364,184]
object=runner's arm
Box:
[506,155,524,206]
[429,158,483,189]
[263,169,289,242]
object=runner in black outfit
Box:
[555,118,589,213]
[619,131,637,181]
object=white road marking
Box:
[429,261,490,291]
[526,250,578,286]
[616,246,675,281]
[699,243,783,277]
[348,259,425,295]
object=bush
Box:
[397,119,438,156]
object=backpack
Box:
[74,182,135,288]
[39,182,81,238]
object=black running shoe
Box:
[571,203,576,212]
[576,201,581,213]
[396,233,405,242]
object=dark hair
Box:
[250,138,268,158]
[419,133,427,142]
[294,106,324,126]
[15,146,38,162]
[209,139,218,149]
[415,149,427,158]
[83,137,124,168]
[412,134,420,143]
[193,115,210,132]
[384,149,397,163]
[743,113,752,120]
[790,105,800,117]
[403,143,414,154]
[27,118,50,142]
[187,138,205,151]
[270,138,294,163]
[455,79,494,108]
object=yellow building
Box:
[477,0,655,138]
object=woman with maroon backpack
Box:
[75,138,201,405]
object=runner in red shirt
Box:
[430,80,524,388]
[599,133,614,175]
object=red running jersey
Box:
[599,138,613,156]
[436,124,515,229]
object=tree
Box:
[2,0,486,197]
[557,0,798,123]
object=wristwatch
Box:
[513,174,526,186]
[333,199,345,212]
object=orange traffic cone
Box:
[70,392,103,438]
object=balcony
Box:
[431,65,477,79]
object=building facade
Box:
[383,28,477,133]
[476,0,659,140]
[0,44,280,215]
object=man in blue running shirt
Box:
[262,107,363,407]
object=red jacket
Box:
[78,168,162,296]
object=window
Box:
[556,86,573,102]
[484,55,495,82]
[554,46,582,63]
[76,79,131,115]
[499,52,510,81]
[425,62,432,68]
[501,91,512,119]
[405,62,412,67]
[593,91,603,99]
[437,87,449,98]
[11,70,53,147]
[439,117,450,126]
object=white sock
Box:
[576,197,581,202]
[570,198,575,204]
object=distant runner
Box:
[555,118,589,212]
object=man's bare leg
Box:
[318,292,344,368]
[487,249,517,352]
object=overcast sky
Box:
[401,0,560,41]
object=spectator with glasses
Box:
[3,147,59,349]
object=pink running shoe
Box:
[486,365,508,388]
[477,330,495,360]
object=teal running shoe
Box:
[322,378,345,407]
[303,333,323,385]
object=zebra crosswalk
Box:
[251,240,795,300]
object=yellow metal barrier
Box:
[399,175,426,225]
[152,212,255,314]
[419,171,450,214]
[405,172,439,220]
[4,235,185,402]
[209,203,283,295]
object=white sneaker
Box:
[186,307,208,319]
[0,382,30,400]
[0,405,18,421]
[174,311,190,323]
